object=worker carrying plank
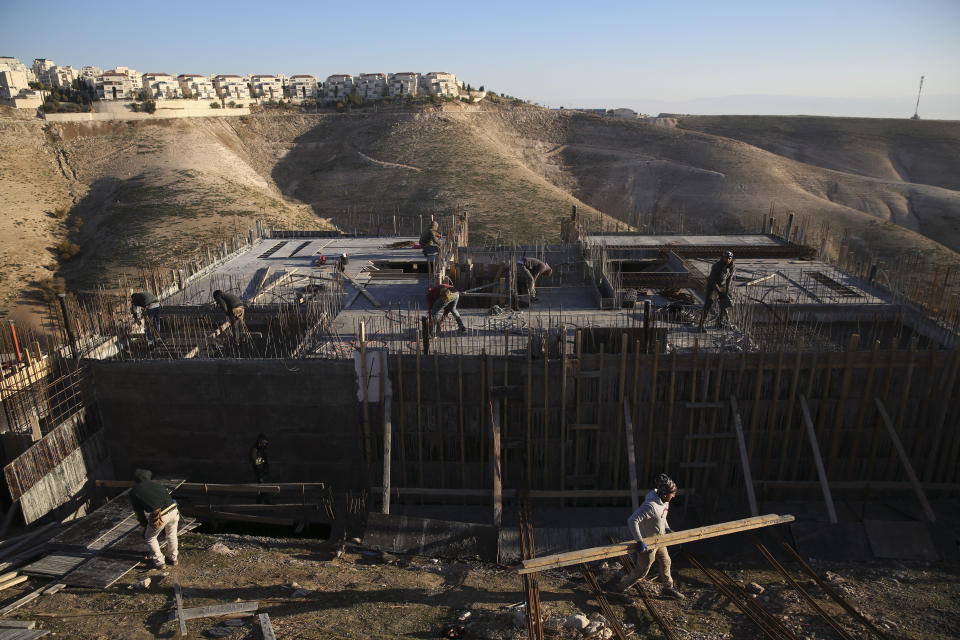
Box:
[517,257,552,302]
[613,473,685,599]
[426,278,467,336]
[212,289,247,345]
[699,250,735,331]
[130,469,179,570]
[130,291,161,346]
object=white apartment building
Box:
[387,72,418,97]
[142,73,182,99]
[41,65,76,89]
[287,75,318,100]
[212,75,251,101]
[177,74,216,100]
[79,66,102,90]
[0,57,32,99]
[97,71,133,100]
[421,72,459,97]
[249,75,283,100]
[111,67,142,90]
[324,74,354,99]
[356,73,386,100]
[31,58,55,80]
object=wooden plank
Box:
[342,273,381,307]
[799,395,838,524]
[874,399,936,523]
[623,399,639,511]
[827,334,860,477]
[40,584,63,596]
[490,400,502,527]
[170,601,258,622]
[517,514,795,574]
[0,621,36,628]
[382,355,392,515]
[729,397,759,517]
[174,580,186,637]
[96,481,283,494]
[259,613,277,640]
[0,578,27,593]
[0,585,46,617]
[0,630,48,639]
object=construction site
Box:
[0,209,958,639]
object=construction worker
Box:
[426,279,466,336]
[420,219,442,275]
[212,290,246,345]
[699,250,735,331]
[614,473,684,599]
[250,433,270,482]
[130,469,179,569]
[517,257,553,302]
[130,291,161,345]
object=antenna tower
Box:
[911,75,924,120]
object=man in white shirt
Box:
[614,473,685,599]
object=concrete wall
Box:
[90,359,369,488]
[43,101,250,122]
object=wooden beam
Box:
[874,398,936,523]
[729,397,759,517]
[623,399,639,511]
[382,353,392,515]
[259,613,277,640]
[799,395,838,524]
[0,584,45,617]
[755,480,960,491]
[490,400,503,528]
[342,273,381,307]
[174,580,186,636]
[97,481,283,494]
[517,514,795,574]
[171,601,258,622]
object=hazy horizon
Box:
[3,0,958,120]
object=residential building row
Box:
[1,57,463,106]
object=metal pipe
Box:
[8,322,21,363]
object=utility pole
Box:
[911,75,924,120]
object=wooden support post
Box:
[799,395,838,524]
[624,399,640,511]
[459,357,466,492]
[730,397,759,517]
[382,354,392,515]
[644,340,660,484]
[926,348,960,482]
[875,398,936,523]
[886,338,917,479]
[396,352,407,487]
[526,329,533,486]
[560,350,569,491]
[762,350,785,480]
[849,340,881,477]
[259,613,277,640]
[434,355,444,488]
[416,342,423,487]
[490,400,503,527]
[613,333,628,489]
[359,322,372,469]
[827,334,859,477]
[664,351,677,470]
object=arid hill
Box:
[1,102,958,319]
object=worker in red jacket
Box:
[426,280,467,336]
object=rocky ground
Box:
[7,531,959,639]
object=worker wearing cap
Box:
[212,290,246,345]
[517,257,552,302]
[614,473,684,599]
[130,291,161,345]
[420,220,442,275]
[426,279,467,336]
[699,250,735,331]
[131,469,179,569]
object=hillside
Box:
[1,104,959,318]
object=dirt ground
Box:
[9,531,959,639]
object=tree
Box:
[478,85,484,92]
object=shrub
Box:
[210,102,221,109]
[36,276,65,302]
[129,103,141,112]
[51,206,70,220]
[227,101,237,109]
[142,100,156,114]
[55,240,81,260]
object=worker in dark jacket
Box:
[212,289,246,344]
[426,280,466,336]
[699,250,735,331]
[130,291,161,345]
[131,469,179,569]
[517,257,552,301]
[251,433,270,482]
[420,220,442,275]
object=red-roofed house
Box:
[97,71,133,100]
[387,72,418,97]
[356,73,386,100]
[421,72,459,97]
[324,74,354,100]
[177,74,216,100]
[142,73,182,99]
[212,75,250,101]
[287,75,318,100]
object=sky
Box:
[2,0,959,118]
